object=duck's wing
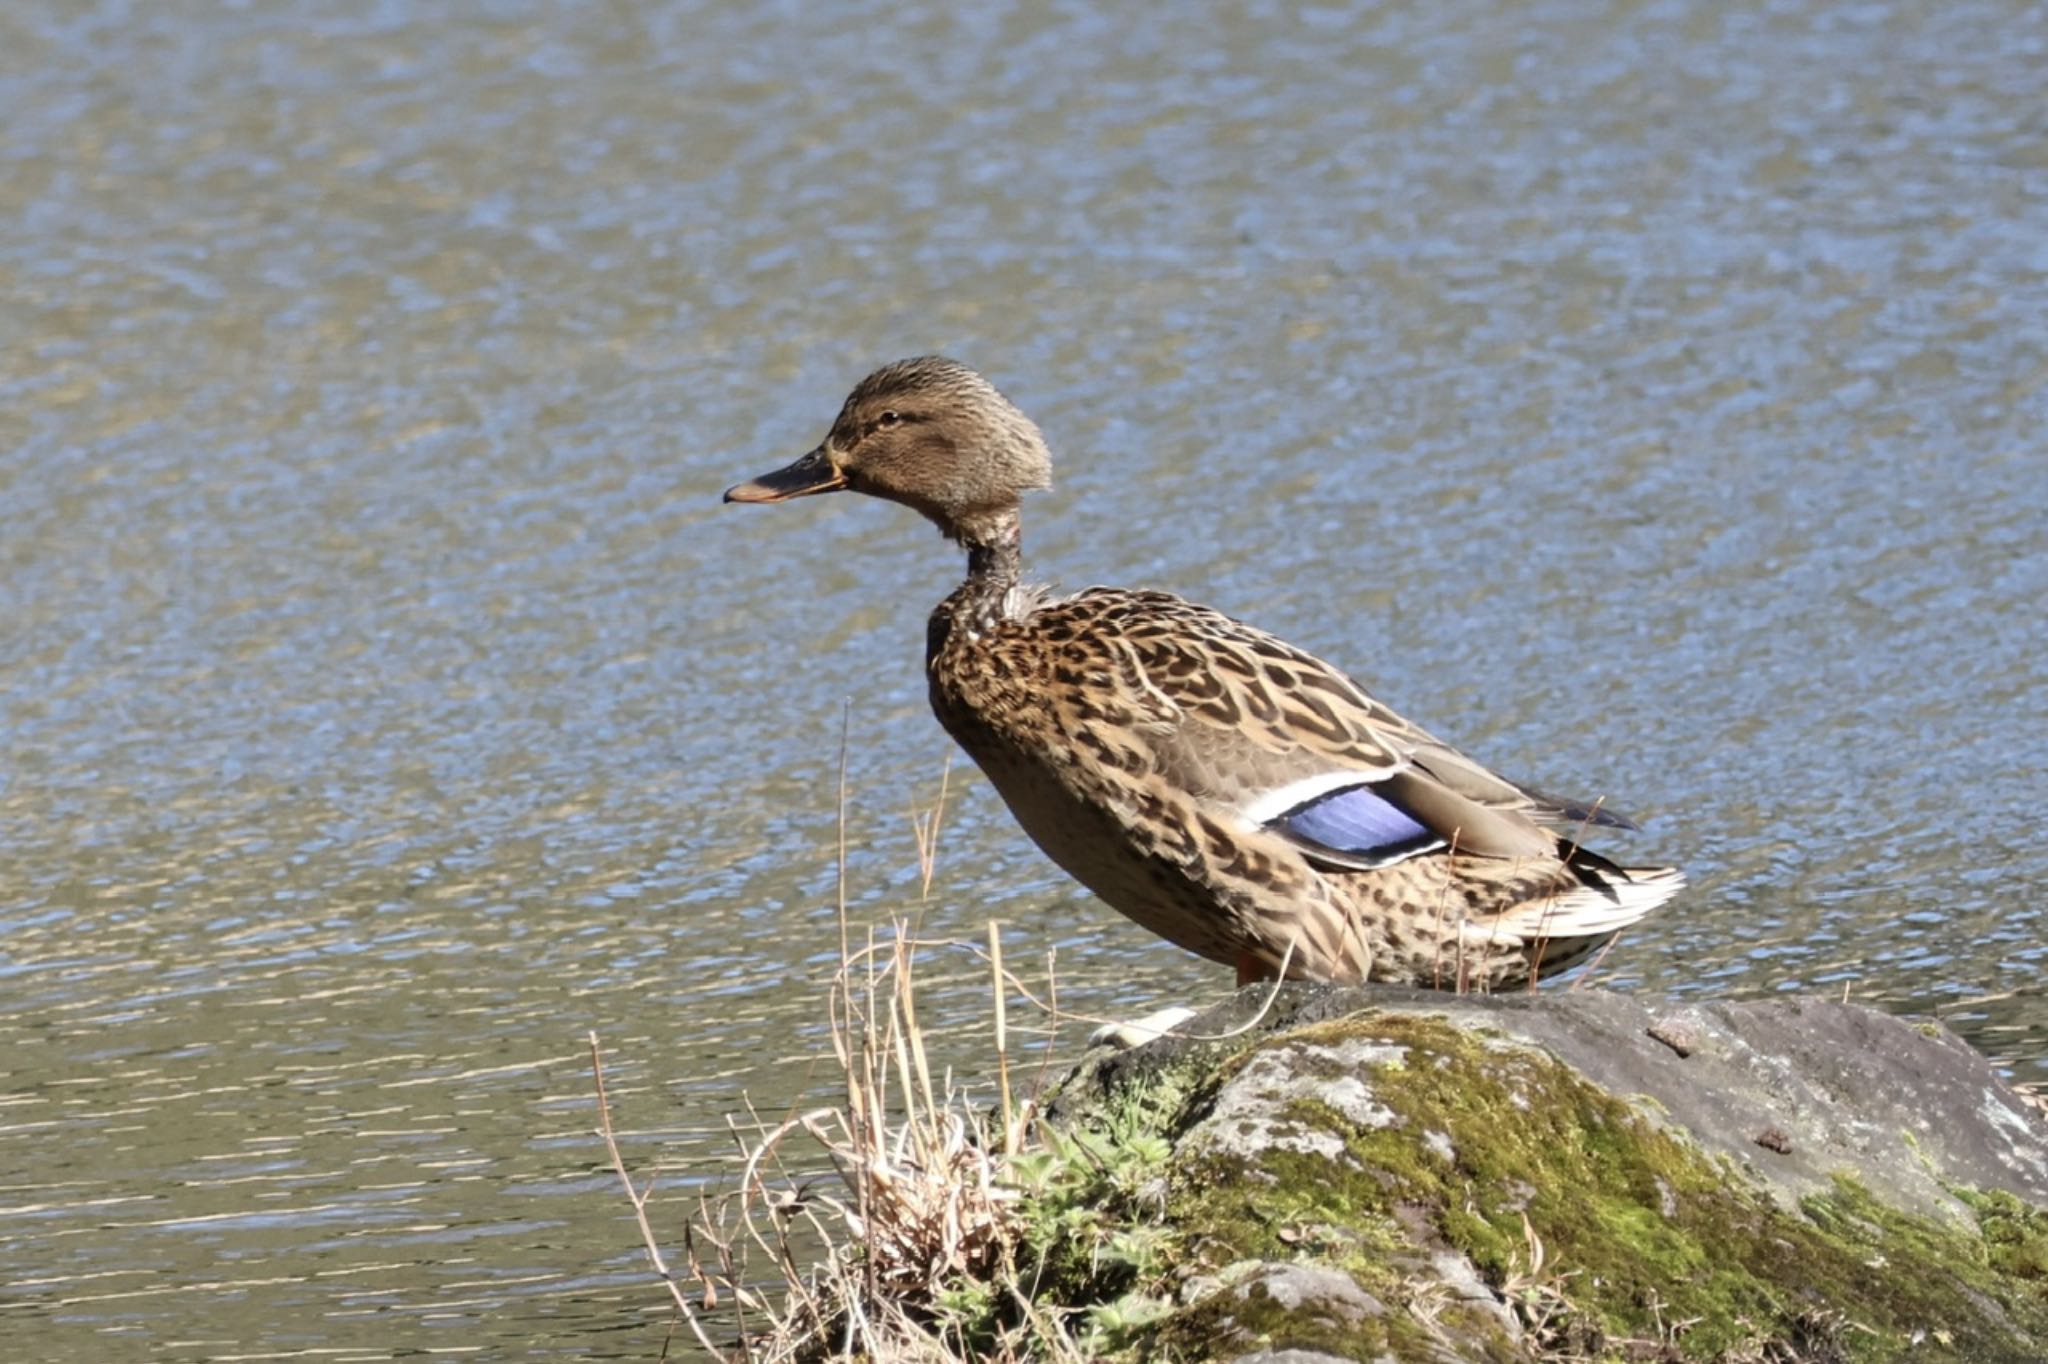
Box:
[1057,589,1626,871]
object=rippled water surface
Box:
[4,0,2046,1357]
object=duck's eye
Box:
[875,410,903,429]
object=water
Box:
[4,0,2045,1356]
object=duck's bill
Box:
[722,447,847,503]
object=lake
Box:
[3,0,2045,1357]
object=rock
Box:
[1059,985,2048,1223]
[1228,1261,1386,1321]
[1039,984,2048,1362]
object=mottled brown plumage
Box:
[727,357,1682,990]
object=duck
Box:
[725,357,1682,990]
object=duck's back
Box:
[923,582,1681,986]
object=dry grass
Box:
[590,919,1105,1361]
[588,734,1117,1361]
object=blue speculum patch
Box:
[1272,783,1442,864]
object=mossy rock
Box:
[1034,987,2048,1362]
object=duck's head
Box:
[724,357,1052,544]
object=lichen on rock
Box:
[1031,985,2048,1362]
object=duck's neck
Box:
[956,509,1022,631]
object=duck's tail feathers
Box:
[1501,862,1685,976]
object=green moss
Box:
[1142,1012,2048,1362]
[1959,1187,2048,1283]
[971,1011,2048,1361]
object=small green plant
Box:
[1081,1289,1175,1353]
[892,1081,1186,1362]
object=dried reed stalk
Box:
[588,743,1155,1360]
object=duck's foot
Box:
[1089,1005,1200,1050]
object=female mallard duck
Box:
[726,357,1682,990]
